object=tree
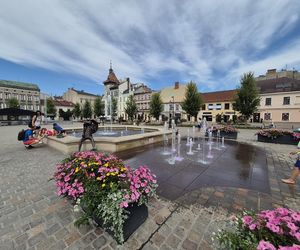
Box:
[8,98,19,108]
[182,81,202,121]
[82,100,92,119]
[112,97,118,119]
[93,96,104,117]
[234,72,260,120]
[73,103,81,118]
[47,98,57,116]
[124,95,138,122]
[150,93,163,120]
[59,109,73,120]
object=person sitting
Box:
[29,111,42,135]
[23,128,43,149]
[53,123,66,135]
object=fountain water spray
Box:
[192,126,195,143]
[216,130,222,150]
[175,133,183,161]
[207,143,213,159]
[187,138,194,155]
[221,136,226,148]
[197,138,208,164]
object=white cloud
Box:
[0,0,299,91]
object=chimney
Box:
[127,78,130,90]
[174,81,179,89]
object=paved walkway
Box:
[0,124,299,250]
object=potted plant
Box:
[208,125,238,139]
[216,207,300,249]
[53,151,157,243]
[256,129,300,145]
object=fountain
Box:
[207,143,213,159]
[192,126,195,143]
[221,137,226,148]
[187,138,194,155]
[215,130,222,151]
[141,128,145,134]
[175,133,183,161]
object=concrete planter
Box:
[210,131,238,139]
[257,134,298,145]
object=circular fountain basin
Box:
[116,139,269,201]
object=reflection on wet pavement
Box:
[116,140,270,201]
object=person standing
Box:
[29,111,42,134]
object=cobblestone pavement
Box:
[0,124,299,250]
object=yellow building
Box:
[160,82,188,120]
[63,88,99,108]
[198,90,238,122]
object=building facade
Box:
[198,90,238,122]
[63,88,99,108]
[254,77,300,123]
[53,97,75,119]
[256,68,300,81]
[134,84,154,121]
[0,80,40,111]
[160,82,187,121]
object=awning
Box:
[0,108,36,116]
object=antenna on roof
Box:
[110,60,112,70]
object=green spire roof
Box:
[0,80,40,91]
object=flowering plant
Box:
[53,151,157,243]
[256,129,294,139]
[211,125,238,133]
[216,208,300,249]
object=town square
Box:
[1,1,300,250]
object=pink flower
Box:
[242,215,253,226]
[294,232,300,241]
[287,222,298,232]
[257,240,276,250]
[291,212,300,222]
[249,224,257,230]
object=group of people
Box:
[21,111,65,149]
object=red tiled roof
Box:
[201,90,237,103]
[53,98,74,107]
[103,68,120,85]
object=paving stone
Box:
[36,236,56,250]
[166,234,181,249]
[48,240,66,250]
[150,232,166,247]
[28,232,47,247]
[92,235,107,249]
[14,232,29,245]
[64,231,81,246]
[54,228,69,240]
[45,223,61,236]
[182,238,197,250]
[81,232,97,245]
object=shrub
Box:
[53,151,157,243]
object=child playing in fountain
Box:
[281,141,300,184]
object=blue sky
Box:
[0,0,300,96]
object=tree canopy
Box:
[150,93,163,120]
[182,81,202,120]
[8,98,19,108]
[73,103,81,118]
[234,72,260,119]
[82,100,92,119]
[47,98,57,115]
[93,96,104,117]
[124,95,138,122]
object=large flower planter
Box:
[257,134,298,145]
[92,203,148,242]
[208,131,238,139]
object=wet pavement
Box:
[118,139,270,201]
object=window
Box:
[201,104,206,110]
[283,97,290,105]
[265,98,271,106]
[5,93,10,99]
[28,95,33,101]
[208,104,213,110]
[216,103,222,110]
[169,104,174,111]
[282,113,289,121]
[264,113,271,120]
[176,104,179,111]
[224,103,230,110]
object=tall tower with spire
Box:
[103,62,120,118]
